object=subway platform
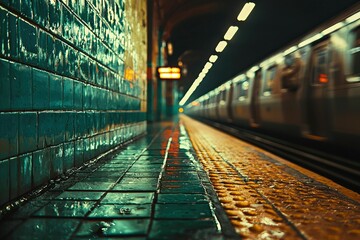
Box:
[0,115,359,240]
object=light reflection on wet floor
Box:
[0,121,228,239]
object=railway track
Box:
[199,118,360,193]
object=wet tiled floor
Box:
[0,119,236,240]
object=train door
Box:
[250,69,262,127]
[305,41,330,139]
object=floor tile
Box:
[8,218,80,239]
[88,204,152,218]
[101,192,155,204]
[55,191,104,201]
[149,219,218,240]
[155,203,212,219]
[113,183,158,191]
[157,194,208,204]
[68,182,114,191]
[33,201,95,217]
[76,219,150,237]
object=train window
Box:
[282,54,301,91]
[312,48,329,85]
[219,90,226,104]
[236,79,249,100]
[347,27,360,82]
[263,65,277,95]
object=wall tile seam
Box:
[0,4,126,82]
[0,56,140,95]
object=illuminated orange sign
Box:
[157,67,181,80]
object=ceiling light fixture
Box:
[237,2,255,21]
[215,41,227,52]
[209,55,218,63]
[224,26,239,40]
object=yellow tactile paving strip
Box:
[181,115,360,240]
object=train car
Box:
[186,4,360,149]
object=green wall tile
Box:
[9,156,18,200]
[0,9,9,57]
[33,68,50,110]
[50,146,63,178]
[49,74,63,109]
[63,142,74,171]
[37,29,48,69]
[8,13,18,60]
[46,33,54,71]
[0,159,10,205]
[19,19,37,64]
[73,81,83,110]
[0,0,10,7]
[0,113,18,160]
[62,6,73,42]
[19,112,37,154]
[10,62,32,110]
[65,46,77,77]
[10,0,21,11]
[21,0,33,19]
[33,0,48,28]
[75,112,85,138]
[63,77,74,109]
[0,59,10,110]
[74,139,84,167]
[38,113,54,147]
[48,0,61,34]
[52,113,65,145]
[54,39,64,75]
[18,153,32,195]
[32,149,50,186]
[79,53,89,82]
[64,113,74,141]
[83,84,91,110]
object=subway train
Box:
[185,5,360,150]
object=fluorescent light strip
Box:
[283,46,297,55]
[224,26,239,40]
[209,55,218,63]
[322,22,344,35]
[298,33,323,48]
[237,2,255,21]
[204,62,213,70]
[215,41,227,52]
[346,11,360,23]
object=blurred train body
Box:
[186,5,360,149]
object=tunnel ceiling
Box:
[155,0,359,104]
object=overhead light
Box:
[204,62,213,70]
[298,33,323,48]
[202,68,209,74]
[322,22,344,35]
[237,2,255,21]
[224,26,239,40]
[283,46,297,56]
[167,42,173,55]
[199,72,206,78]
[215,41,227,52]
[209,55,218,63]
[346,11,360,23]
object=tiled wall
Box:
[0,0,147,206]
